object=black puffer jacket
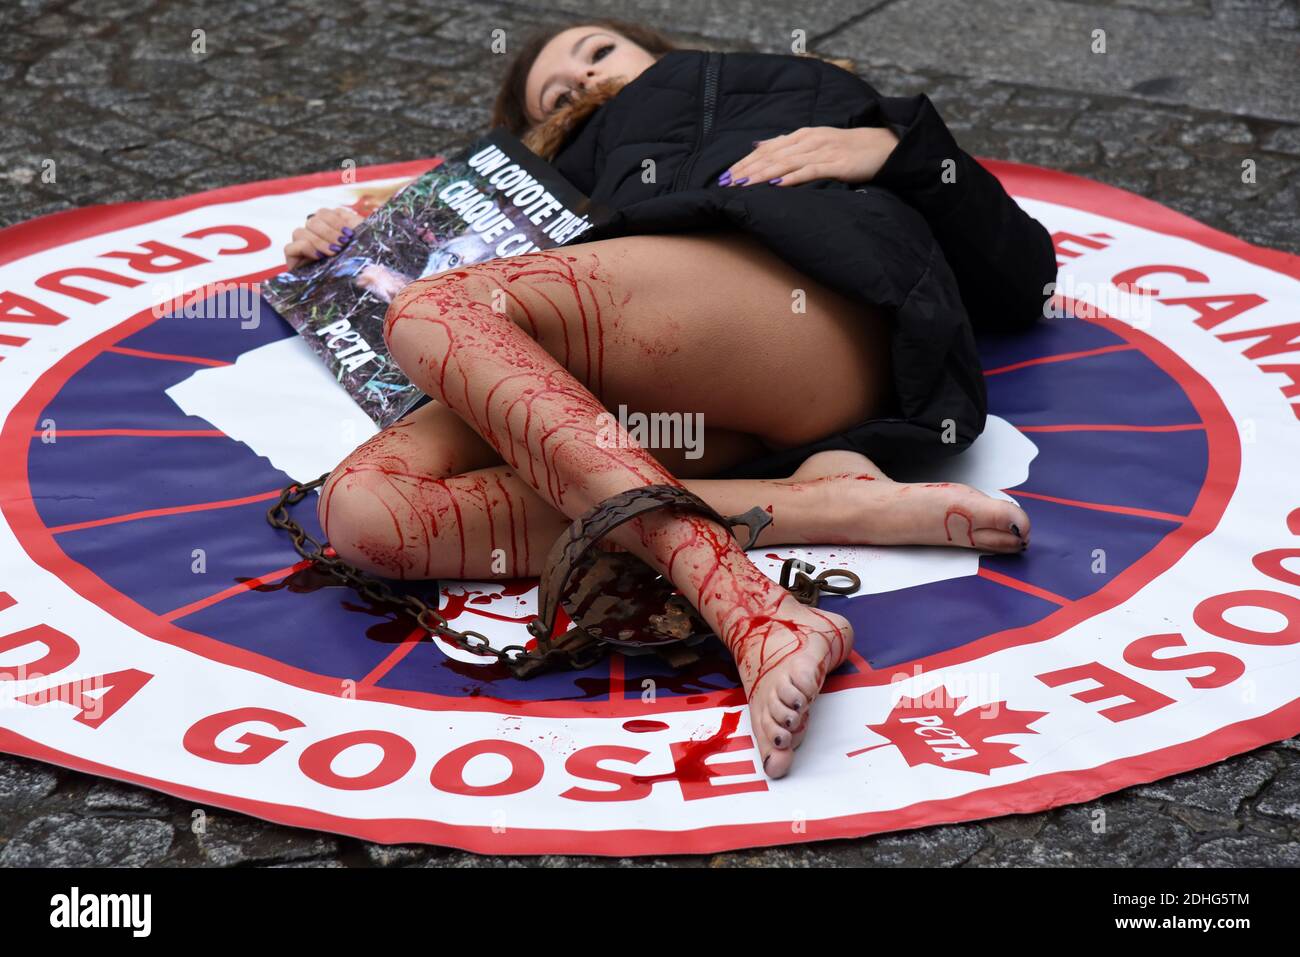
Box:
[552,49,1057,477]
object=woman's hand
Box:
[283,206,365,270]
[719,126,900,189]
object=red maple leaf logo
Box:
[849,692,1047,775]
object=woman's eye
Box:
[593,43,614,62]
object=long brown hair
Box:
[491,20,858,161]
[492,20,677,134]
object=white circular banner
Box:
[0,159,1297,855]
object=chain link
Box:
[267,475,861,679]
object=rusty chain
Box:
[267,474,861,679]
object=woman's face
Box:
[523,26,656,125]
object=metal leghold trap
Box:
[270,478,860,679]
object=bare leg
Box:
[320,402,1029,579]
[334,232,1026,777]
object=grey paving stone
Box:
[963,130,1105,169]
[925,80,1018,131]
[1178,118,1255,146]
[84,780,178,815]
[0,756,60,814]
[979,799,1198,866]
[1132,753,1278,814]
[19,93,103,130]
[1158,157,1280,197]
[850,823,988,866]
[68,0,156,17]
[983,811,1050,841]
[105,137,221,178]
[363,842,441,867]
[178,114,276,152]
[23,12,109,40]
[829,0,1300,122]
[1165,803,1242,833]
[1261,125,1300,155]
[124,58,214,93]
[1177,834,1300,867]
[180,159,278,192]
[397,101,494,136]
[195,815,340,867]
[0,148,63,189]
[382,33,483,69]
[1070,101,1196,148]
[991,91,1091,134]
[268,858,349,867]
[541,0,874,48]
[0,123,40,151]
[1094,169,1159,196]
[1255,762,1300,820]
[24,39,116,88]
[1213,0,1300,30]
[429,850,674,867]
[0,197,74,222]
[0,814,173,867]
[58,118,155,153]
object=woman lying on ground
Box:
[282,19,1058,778]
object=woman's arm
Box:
[869,94,1058,334]
[722,96,1058,334]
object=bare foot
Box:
[720,592,853,779]
[782,450,1031,553]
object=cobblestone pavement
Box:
[1,0,1298,867]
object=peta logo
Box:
[49,887,151,937]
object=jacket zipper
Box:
[671,51,721,192]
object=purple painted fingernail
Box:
[341,227,354,238]
[769,177,782,185]
[316,250,326,259]
[733,176,748,186]
[329,243,341,253]
[717,171,732,185]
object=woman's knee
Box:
[383,273,451,370]
[382,269,522,379]
[318,461,392,547]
